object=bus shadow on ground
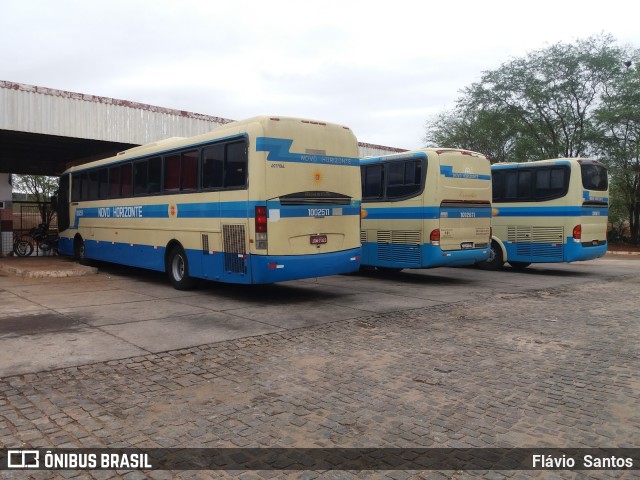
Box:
[91,261,349,304]
[499,265,596,278]
[352,266,476,286]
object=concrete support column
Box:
[0,174,13,256]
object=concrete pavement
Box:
[0,253,637,378]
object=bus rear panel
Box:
[360,148,492,270]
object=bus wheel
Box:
[376,267,403,273]
[74,237,87,264]
[479,241,503,270]
[509,261,531,270]
[167,246,196,290]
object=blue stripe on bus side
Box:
[439,165,491,180]
[494,206,609,217]
[71,201,362,226]
[256,137,360,166]
[363,206,492,220]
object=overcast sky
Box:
[2,0,639,150]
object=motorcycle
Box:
[28,223,59,255]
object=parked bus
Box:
[481,158,608,270]
[359,148,492,272]
[56,116,362,288]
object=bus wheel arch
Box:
[73,234,86,263]
[479,237,505,270]
[165,241,196,290]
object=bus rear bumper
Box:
[361,242,490,269]
[423,245,491,267]
[565,240,608,262]
[249,248,362,283]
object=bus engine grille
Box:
[223,224,247,273]
[377,230,421,265]
[508,226,564,259]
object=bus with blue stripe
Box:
[481,158,608,270]
[359,148,492,272]
[55,116,362,288]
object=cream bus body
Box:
[56,116,362,288]
[484,158,608,269]
[360,148,492,271]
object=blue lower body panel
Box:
[504,238,607,264]
[58,236,361,284]
[362,242,490,269]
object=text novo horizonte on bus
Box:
[97,206,143,218]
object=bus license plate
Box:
[460,242,473,249]
[311,235,328,245]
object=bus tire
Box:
[74,236,88,265]
[509,261,531,270]
[478,241,504,270]
[376,266,403,273]
[167,245,196,290]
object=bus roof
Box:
[491,158,603,169]
[360,147,486,164]
[63,115,354,174]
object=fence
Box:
[0,201,57,257]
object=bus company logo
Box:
[313,171,322,185]
[169,205,177,218]
[7,450,39,468]
[464,167,473,174]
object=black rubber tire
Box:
[509,261,531,270]
[13,238,33,257]
[376,266,404,273]
[478,241,504,270]
[167,246,196,290]
[74,237,88,264]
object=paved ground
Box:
[0,255,638,478]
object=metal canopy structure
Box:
[0,130,135,175]
[0,81,406,176]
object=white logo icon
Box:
[7,450,39,468]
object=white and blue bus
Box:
[482,158,608,270]
[56,116,362,288]
[359,148,492,272]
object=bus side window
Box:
[164,155,180,192]
[362,165,383,200]
[109,166,121,198]
[98,168,109,199]
[134,160,148,196]
[504,171,518,199]
[492,171,503,202]
[517,170,532,200]
[148,157,162,194]
[202,144,224,189]
[72,174,82,202]
[225,141,247,188]
[181,151,198,191]
[121,163,133,197]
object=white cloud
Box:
[1,0,639,150]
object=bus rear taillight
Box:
[573,224,582,242]
[255,206,268,249]
[430,229,440,246]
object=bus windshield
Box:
[580,163,608,191]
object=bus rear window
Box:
[581,164,607,191]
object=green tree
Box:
[12,175,59,226]
[592,55,640,243]
[424,34,623,161]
